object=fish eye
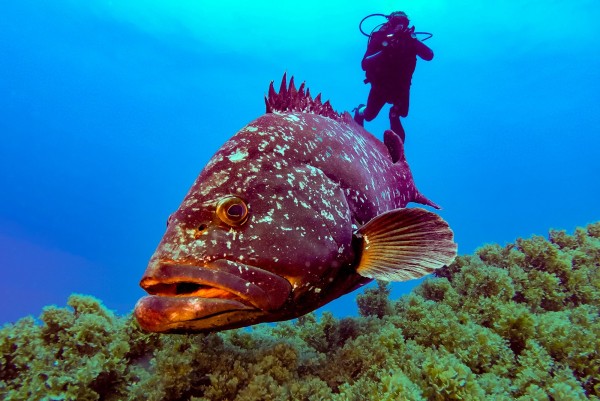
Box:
[216,196,249,226]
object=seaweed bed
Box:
[1,222,599,400]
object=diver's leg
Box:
[389,106,406,143]
[363,87,387,122]
[396,84,410,117]
[354,86,387,126]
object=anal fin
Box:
[355,208,457,281]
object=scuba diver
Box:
[354,11,434,142]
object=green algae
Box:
[1,222,599,400]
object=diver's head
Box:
[386,11,410,31]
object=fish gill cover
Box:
[1,222,599,400]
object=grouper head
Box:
[135,160,359,332]
[135,75,457,333]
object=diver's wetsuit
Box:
[359,25,433,141]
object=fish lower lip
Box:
[134,295,253,332]
[139,259,292,311]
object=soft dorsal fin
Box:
[264,73,342,121]
[355,208,457,281]
[383,129,405,163]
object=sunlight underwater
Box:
[1,222,599,400]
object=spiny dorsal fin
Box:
[355,208,457,281]
[383,129,404,163]
[264,73,342,121]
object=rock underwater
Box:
[1,222,599,400]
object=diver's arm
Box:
[414,39,434,61]
[361,31,386,70]
[361,50,384,70]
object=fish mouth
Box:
[134,259,292,332]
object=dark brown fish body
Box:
[135,75,456,332]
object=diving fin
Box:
[355,208,457,281]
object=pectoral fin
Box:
[355,208,457,281]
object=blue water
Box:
[1,1,599,325]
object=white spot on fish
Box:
[200,171,230,196]
[274,144,289,156]
[321,210,335,221]
[228,147,249,163]
[285,114,300,123]
[205,154,224,170]
[256,211,274,223]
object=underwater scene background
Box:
[1,1,599,399]
[1,0,599,382]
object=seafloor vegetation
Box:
[1,222,599,400]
